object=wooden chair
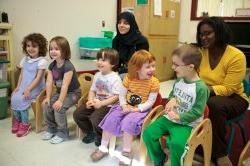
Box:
[140,105,212,166]
[108,94,163,154]
[238,140,250,166]
[75,73,94,138]
[33,72,94,134]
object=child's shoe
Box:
[49,135,64,144]
[82,132,95,144]
[16,123,31,137]
[41,131,55,140]
[119,151,132,166]
[90,146,108,162]
[11,119,20,134]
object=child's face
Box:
[26,41,39,58]
[118,19,130,35]
[96,55,113,75]
[137,61,156,80]
[49,41,62,60]
[172,55,191,78]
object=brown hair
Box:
[49,36,71,60]
[96,48,119,71]
[22,33,47,57]
[172,44,202,71]
[127,50,155,79]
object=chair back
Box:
[78,73,94,100]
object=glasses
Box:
[199,31,214,38]
[172,62,187,68]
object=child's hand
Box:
[167,110,180,120]
[164,98,178,113]
[86,100,94,109]
[11,88,19,97]
[52,100,63,112]
[23,89,31,99]
[42,97,50,106]
[92,99,103,109]
[131,106,140,112]
[122,105,131,113]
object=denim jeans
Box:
[13,109,29,123]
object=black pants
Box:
[73,104,111,138]
[207,94,248,159]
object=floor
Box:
[0,81,178,166]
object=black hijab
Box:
[112,11,149,71]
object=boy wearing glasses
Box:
[143,44,210,166]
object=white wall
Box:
[0,0,117,65]
[179,0,199,44]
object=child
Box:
[90,50,160,166]
[41,36,81,144]
[142,44,210,166]
[73,48,122,146]
[11,33,48,137]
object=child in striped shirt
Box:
[90,50,160,166]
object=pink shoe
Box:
[11,119,20,134]
[16,123,31,137]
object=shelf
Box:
[0,36,10,40]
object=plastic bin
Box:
[79,37,112,59]
[0,60,10,82]
[0,81,10,119]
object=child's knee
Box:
[142,127,152,142]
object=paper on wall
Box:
[154,0,162,16]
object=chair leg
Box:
[139,135,147,165]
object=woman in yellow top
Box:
[197,16,249,166]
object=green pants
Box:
[142,116,192,166]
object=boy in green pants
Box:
[143,44,210,166]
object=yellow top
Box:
[199,45,248,101]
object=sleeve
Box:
[119,84,128,106]
[111,75,123,95]
[212,52,246,96]
[179,82,210,124]
[123,74,129,88]
[38,58,48,69]
[48,61,55,71]
[138,92,158,112]
[90,72,98,92]
[19,57,26,68]
[64,61,75,73]
[136,36,149,51]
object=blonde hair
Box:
[127,50,155,79]
[172,44,202,71]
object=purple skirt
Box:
[99,105,149,136]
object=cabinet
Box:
[0,23,15,90]
[120,0,180,81]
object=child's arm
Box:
[86,90,95,109]
[179,83,210,125]
[136,92,158,112]
[23,69,45,98]
[93,95,119,109]
[43,70,53,105]
[53,71,73,111]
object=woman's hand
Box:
[52,100,63,112]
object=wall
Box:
[0,0,117,65]
[179,0,198,44]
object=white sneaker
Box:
[49,135,64,144]
[42,132,54,140]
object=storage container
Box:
[0,60,9,81]
[0,81,10,119]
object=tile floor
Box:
[0,80,188,166]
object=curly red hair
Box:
[127,50,155,79]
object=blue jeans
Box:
[13,110,29,123]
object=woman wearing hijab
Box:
[112,11,149,74]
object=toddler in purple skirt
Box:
[90,50,160,165]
